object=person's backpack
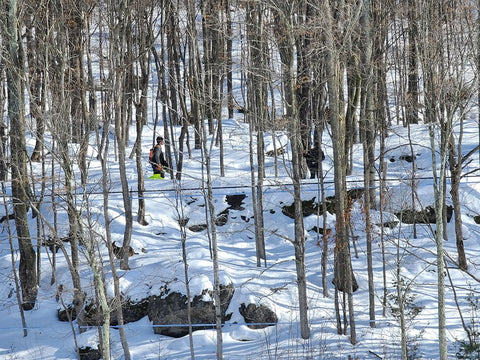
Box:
[149,148,154,164]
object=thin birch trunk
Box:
[200,117,223,359]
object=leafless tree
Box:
[185,0,205,150]
[417,1,450,357]
[1,183,28,335]
[200,112,224,359]
[406,0,420,125]
[246,0,267,264]
[104,0,134,270]
[269,0,311,339]
[359,0,383,328]
[320,0,359,344]
[98,116,131,359]
[5,0,38,311]
[129,0,157,225]
[202,0,224,136]
[24,3,47,163]
[442,2,477,272]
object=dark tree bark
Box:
[6,0,38,311]
[225,0,234,119]
[345,56,361,176]
[406,0,419,125]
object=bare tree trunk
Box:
[406,0,419,125]
[321,0,356,344]
[46,0,86,328]
[248,120,266,264]
[1,183,28,336]
[85,14,97,132]
[0,44,7,181]
[345,57,361,176]
[131,3,153,226]
[360,0,376,328]
[84,222,111,360]
[225,0,233,119]
[25,5,46,163]
[65,0,87,145]
[420,2,475,355]
[135,102,148,226]
[0,119,7,181]
[396,238,408,360]
[290,117,311,340]
[202,0,223,136]
[174,187,195,359]
[374,0,389,317]
[186,0,204,149]
[448,131,468,270]
[296,2,315,151]
[420,1,447,354]
[246,0,266,264]
[6,0,38,311]
[200,112,223,359]
[428,117,448,360]
[478,0,480,166]
[99,125,130,359]
[106,0,134,270]
[272,3,311,339]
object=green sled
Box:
[148,174,164,180]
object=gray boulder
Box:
[147,284,235,337]
[239,303,278,329]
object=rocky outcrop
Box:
[239,303,278,329]
[225,194,246,210]
[389,154,418,163]
[58,284,235,338]
[282,197,321,218]
[111,297,150,326]
[147,284,235,337]
[78,346,101,360]
[395,205,453,224]
[281,188,365,219]
[188,224,208,232]
[188,194,247,231]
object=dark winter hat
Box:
[156,136,164,143]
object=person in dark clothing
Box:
[303,145,325,179]
[151,136,168,177]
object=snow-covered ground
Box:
[1,115,480,359]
